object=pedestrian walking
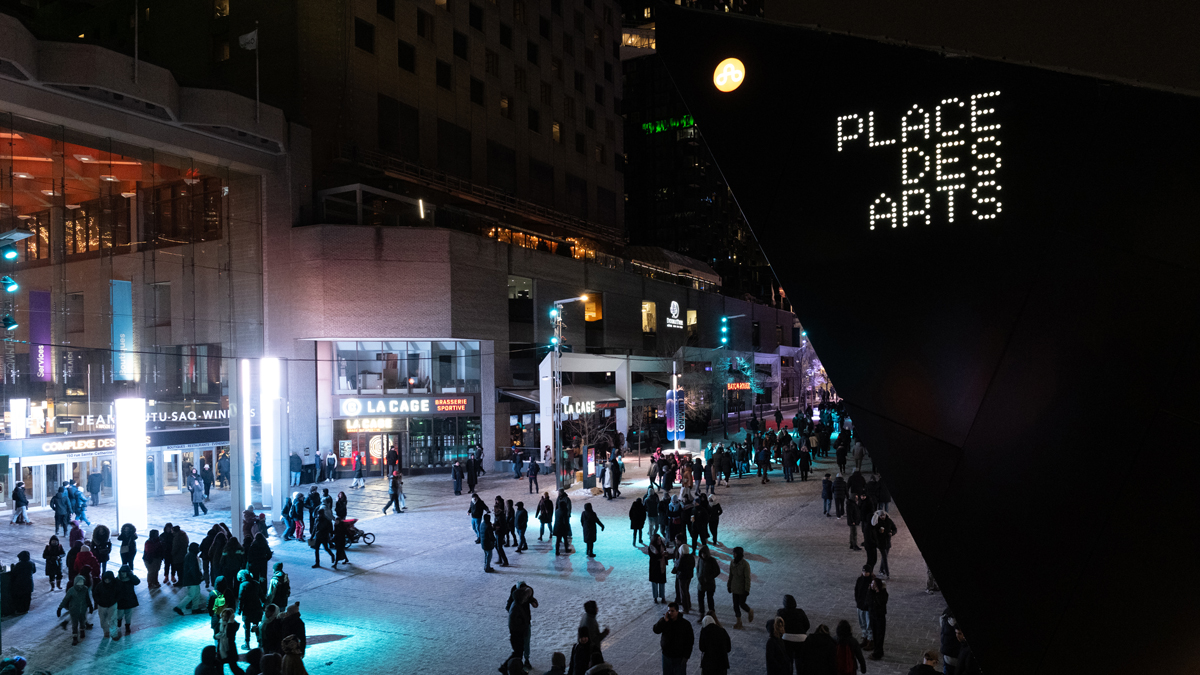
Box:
[9,481,30,525]
[821,474,833,517]
[58,575,94,644]
[8,551,34,614]
[835,619,868,674]
[833,473,847,518]
[776,595,810,671]
[289,492,307,541]
[672,544,695,614]
[90,525,113,574]
[289,451,302,487]
[854,566,876,651]
[481,514,497,572]
[93,569,119,638]
[331,518,351,569]
[579,600,610,661]
[648,534,669,604]
[506,582,538,669]
[580,503,605,558]
[528,459,540,493]
[515,502,529,552]
[350,451,366,488]
[536,492,554,541]
[51,487,71,535]
[266,562,291,610]
[383,471,405,514]
[237,569,263,649]
[452,460,466,495]
[469,493,489,543]
[201,464,215,498]
[652,602,695,675]
[114,564,140,638]
[852,441,865,472]
[569,627,595,675]
[707,498,723,545]
[190,475,209,515]
[311,511,335,569]
[173,543,206,616]
[847,494,863,551]
[553,493,573,555]
[726,547,754,629]
[43,535,64,590]
[868,579,888,660]
[696,546,720,618]
[872,510,897,579]
[629,496,647,546]
[698,612,731,675]
[467,453,480,494]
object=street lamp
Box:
[551,294,588,490]
[721,313,746,438]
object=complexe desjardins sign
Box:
[836,92,1002,230]
[337,396,475,417]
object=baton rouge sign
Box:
[836,91,1003,230]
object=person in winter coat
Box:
[506,582,539,668]
[515,502,530,552]
[481,514,498,572]
[854,566,877,650]
[43,535,65,590]
[73,544,100,585]
[909,651,941,675]
[50,487,71,535]
[833,474,848,518]
[383,471,405,514]
[68,519,86,549]
[868,579,889,660]
[89,525,113,574]
[58,574,94,643]
[335,492,348,521]
[766,617,791,675]
[260,604,284,656]
[466,453,479,494]
[279,602,307,657]
[553,495,573,555]
[332,517,351,568]
[237,569,263,649]
[672,544,696,614]
[469,493,490,543]
[93,570,119,638]
[265,561,291,609]
[241,506,257,546]
[847,470,867,498]
[696,546,720,618]
[835,619,868,674]
[280,633,309,675]
[214,608,241,671]
[142,529,163,589]
[9,481,30,525]
[726,547,754,629]
[645,533,670,603]
[159,522,178,583]
[536,492,554,540]
[118,524,138,569]
[190,475,209,515]
[698,612,731,675]
[452,460,466,495]
[198,526,219,588]
[247,533,273,582]
[872,511,897,579]
[171,525,190,583]
[290,492,306,541]
[847,496,863,551]
[527,458,540,494]
[821,475,834,516]
[174,542,206,616]
[640,489,660,541]
[219,535,246,584]
[579,599,610,661]
[580,503,605,557]
[940,608,961,675]
[628,497,647,546]
[652,602,695,675]
[852,441,866,472]
[776,595,811,670]
[568,626,594,675]
[115,564,140,637]
[803,624,837,675]
[707,498,723,545]
[312,511,335,569]
[877,478,891,512]
[9,551,35,614]
[691,498,711,550]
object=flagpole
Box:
[254,20,260,123]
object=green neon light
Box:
[642,114,695,135]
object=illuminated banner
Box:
[666,389,685,441]
[29,290,52,382]
[727,382,751,390]
[110,280,134,380]
[337,395,476,417]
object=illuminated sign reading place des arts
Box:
[836,91,1002,230]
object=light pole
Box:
[720,313,746,438]
[551,294,587,490]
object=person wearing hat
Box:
[9,481,30,525]
[698,611,730,675]
[507,582,538,669]
[569,625,594,675]
[9,551,35,614]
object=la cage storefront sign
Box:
[337,396,476,418]
[561,399,626,416]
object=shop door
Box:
[44,463,63,505]
[163,451,182,493]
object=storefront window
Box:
[406,341,432,392]
[334,341,358,393]
[356,341,384,393]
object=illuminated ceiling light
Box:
[16,215,31,221]
[1,276,17,293]
[120,192,136,198]
[40,189,58,196]
[65,204,80,210]
[1,245,17,260]
[2,315,17,331]
[713,57,745,93]
[13,172,32,180]
[73,154,94,162]
[99,175,120,182]
[418,199,425,219]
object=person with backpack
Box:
[527,458,540,493]
[266,562,290,610]
[834,619,867,674]
[172,542,206,616]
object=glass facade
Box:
[333,340,481,394]
[0,111,264,507]
[333,414,482,472]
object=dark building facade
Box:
[657,7,1200,675]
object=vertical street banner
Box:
[110,280,134,381]
[675,389,686,440]
[29,290,52,382]
[665,388,677,440]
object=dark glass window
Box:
[469,3,483,31]
[500,23,512,48]
[453,30,468,59]
[355,18,375,53]
[436,60,453,89]
[527,107,540,132]
[470,77,485,105]
[527,40,539,65]
[398,40,416,72]
[377,0,395,20]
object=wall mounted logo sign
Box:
[666,300,685,329]
[713,58,745,93]
[338,396,476,417]
[835,91,1002,230]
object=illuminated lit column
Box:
[228,358,250,539]
[614,358,631,452]
[114,398,147,533]
[259,357,285,522]
[9,398,28,439]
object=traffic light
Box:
[549,307,559,318]
[550,336,559,346]
[720,316,728,345]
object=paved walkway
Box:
[1,454,943,675]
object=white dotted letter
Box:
[901,105,930,142]
[902,189,931,227]
[869,194,897,230]
[901,147,930,185]
[837,114,864,152]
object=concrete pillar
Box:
[615,355,632,450]
[228,358,248,541]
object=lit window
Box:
[585,295,602,321]
[641,301,656,333]
[687,310,697,326]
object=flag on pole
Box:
[239,29,258,50]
